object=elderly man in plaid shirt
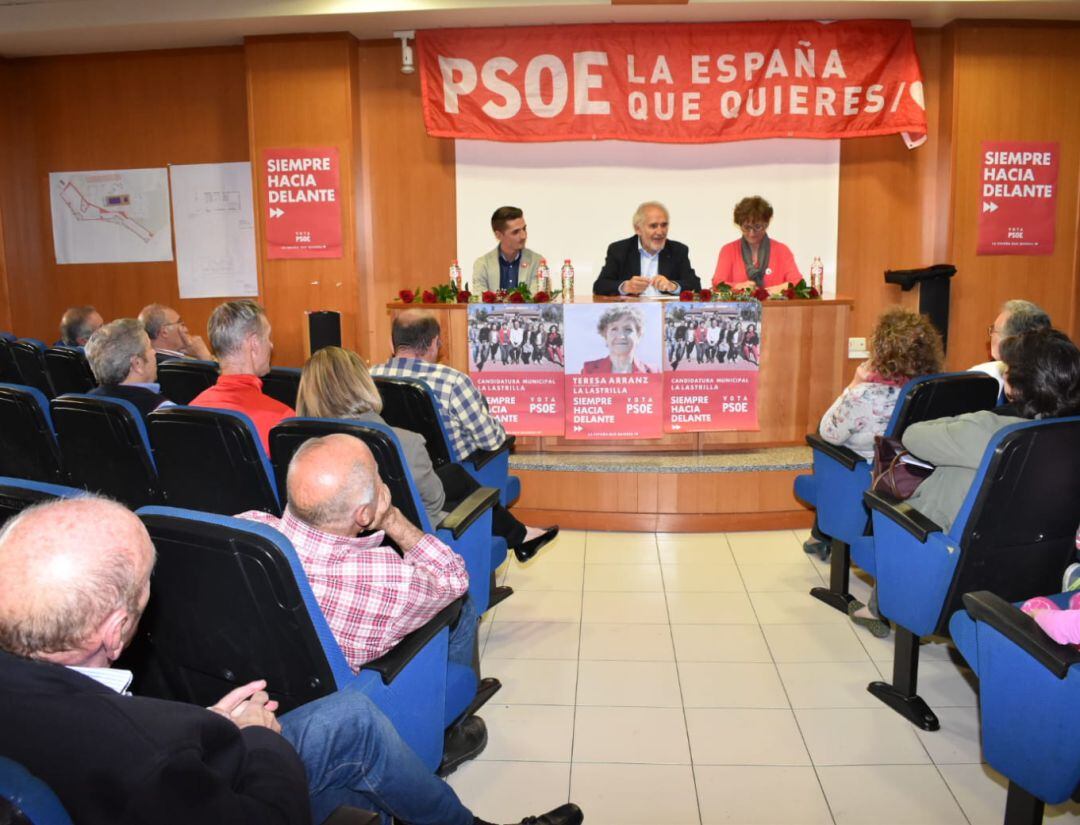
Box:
[239,432,498,775]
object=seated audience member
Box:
[592,201,700,297]
[849,328,1080,637]
[372,310,509,461]
[139,302,214,362]
[84,318,172,418]
[1020,593,1080,647]
[471,206,546,294]
[239,432,497,773]
[971,299,1050,401]
[58,304,103,347]
[297,347,558,562]
[0,496,582,825]
[190,300,294,452]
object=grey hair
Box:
[59,305,99,346]
[138,303,170,340]
[1001,300,1051,338]
[208,300,266,359]
[84,319,151,385]
[286,436,377,531]
[632,201,669,230]
[597,305,645,337]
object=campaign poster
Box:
[663,302,761,432]
[262,147,342,259]
[468,304,565,437]
[563,302,664,440]
[977,141,1058,255]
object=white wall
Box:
[455,138,839,295]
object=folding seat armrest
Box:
[962,591,1080,679]
[805,433,862,470]
[322,806,381,825]
[361,598,464,685]
[863,490,942,543]
[437,487,500,539]
[463,435,516,469]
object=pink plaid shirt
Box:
[238,508,469,672]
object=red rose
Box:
[482,290,497,304]
[457,290,471,303]
[784,286,797,299]
[508,292,525,303]
[699,288,713,302]
[752,286,770,301]
[421,290,436,304]
[533,291,550,303]
[679,290,694,301]
[808,287,820,299]
[398,289,415,303]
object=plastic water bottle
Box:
[810,257,824,294]
[449,259,462,290]
[537,259,551,293]
[561,259,575,302]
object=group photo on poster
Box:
[663,301,762,432]
[563,303,664,439]
[468,304,566,437]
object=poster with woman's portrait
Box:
[663,301,762,432]
[562,302,664,439]
[468,304,565,436]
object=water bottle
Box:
[449,259,462,290]
[561,259,575,301]
[537,258,551,293]
[810,257,824,294]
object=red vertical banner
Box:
[262,147,342,259]
[563,303,664,439]
[468,304,566,436]
[977,141,1058,255]
[662,301,761,432]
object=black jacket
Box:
[0,650,311,825]
[592,236,700,296]
[88,384,168,420]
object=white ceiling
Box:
[1,0,1078,58]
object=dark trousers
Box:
[435,463,528,548]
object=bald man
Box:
[0,496,583,825]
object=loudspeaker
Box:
[305,311,341,356]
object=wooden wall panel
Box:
[0,48,249,344]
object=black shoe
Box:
[474,803,584,825]
[438,715,487,777]
[514,526,560,563]
[488,584,514,608]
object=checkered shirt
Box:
[371,357,506,460]
[238,508,468,672]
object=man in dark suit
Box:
[0,496,582,825]
[592,201,700,297]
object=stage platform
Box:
[509,447,814,533]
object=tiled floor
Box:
[448,529,1080,825]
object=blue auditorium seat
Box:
[862,416,1080,730]
[373,375,521,508]
[156,358,218,404]
[128,507,456,773]
[43,346,96,395]
[794,371,999,614]
[0,384,64,483]
[0,334,20,384]
[0,756,73,825]
[0,477,85,528]
[50,394,161,508]
[262,366,302,410]
[147,405,279,515]
[9,339,55,399]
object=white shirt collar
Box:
[69,666,133,695]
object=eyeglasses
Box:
[162,319,187,329]
[741,223,768,233]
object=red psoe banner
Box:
[976,141,1059,256]
[418,21,927,146]
[262,147,342,259]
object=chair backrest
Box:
[262,366,301,410]
[887,372,1000,440]
[147,406,279,515]
[0,384,64,483]
[129,507,350,713]
[43,347,96,395]
[936,417,1080,633]
[10,340,55,399]
[372,376,454,468]
[0,336,21,384]
[156,359,219,405]
[0,477,83,530]
[50,395,160,509]
[269,418,430,534]
[0,756,73,825]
